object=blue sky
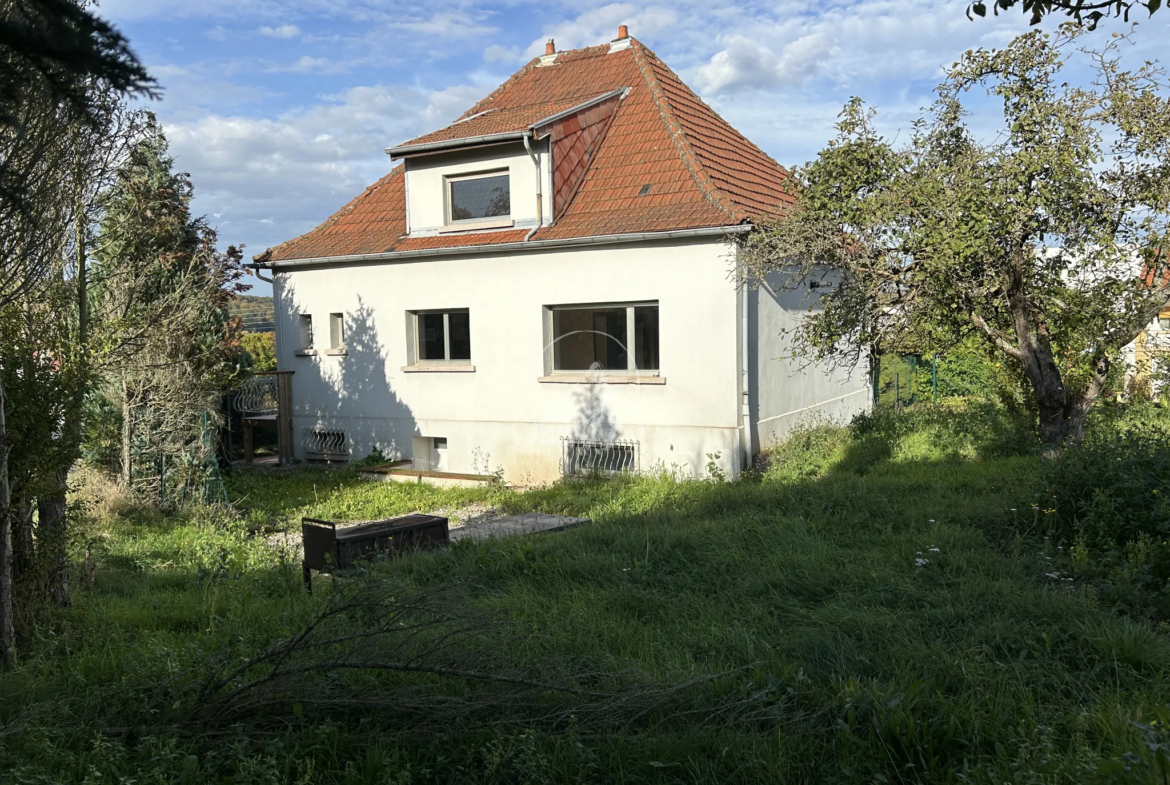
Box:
[98,0,1169,297]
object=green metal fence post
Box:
[932,354,938,403]
[872,351,881,406]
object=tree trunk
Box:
[10,493,33,578]
[0,376,15,665]
[1006,265,1074,451]
[121,375,132,489]
[40,206,91,608]
[38,468,69,608]
[1014,327,1111,450]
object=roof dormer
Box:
[394,142,550,237]
[387,88,629,236]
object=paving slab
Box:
[449,513,589,542]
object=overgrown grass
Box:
[225,464,506,526]
[2,402,1169,783]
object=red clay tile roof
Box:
[258,39,793,263]
[400,100,587,147]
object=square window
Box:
[447,171,509,223]
[412,309,471,363]
[329,313,344,350]
[549,302,658,374]
[298,314,313,349]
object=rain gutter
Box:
[250,225,752,270]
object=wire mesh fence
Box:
[129,409,228,506]
[873,352,1014,408]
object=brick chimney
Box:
[545,39,555,55]
[609,25,632,53]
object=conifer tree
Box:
[90,117,248,492]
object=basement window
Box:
[547,302,659,374]
[447,170,510,223]
[409,309,471,365]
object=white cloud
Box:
[259,24,301,39]
[419,84,487,127]
[696,33,837,93]
[391,12,498,39]
[483,44,521,64]
[205,25,228,42]
[269,55,350,75]
[525,3,678,56]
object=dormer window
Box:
[446,170,510,225]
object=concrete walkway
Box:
[449,513,589,542]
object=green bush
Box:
[80,390,123,473]
[239,331,276,372]
[1041,408,1170,620]
[766,401,1037,482]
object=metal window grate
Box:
[303,426,349,462]
[233,376,278,416]
[560,437,638,476]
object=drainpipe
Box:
[741,283,752,474]
[250,265,283,373]
[523,132,542,241]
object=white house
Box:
[1126,305,1170,396]
[252,28,870,483]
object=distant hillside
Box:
[230,295,274,333]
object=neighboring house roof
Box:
[256,35,793,264]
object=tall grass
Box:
[1,402,1168,783]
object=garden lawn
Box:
[1,411,1168,784]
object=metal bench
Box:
[301,514,449,591]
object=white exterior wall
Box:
[272,238,744,484]
[404,141,549,234]
[747,269,871,451]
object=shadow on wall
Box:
[570,367,620,443]
[283,280,417,462]
[747,271,869,452]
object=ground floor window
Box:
[548,301,658,373]
[411,309,471,363]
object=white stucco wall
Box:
[404,141,549,234]
[272,237,744,483]
[747,269,871,450]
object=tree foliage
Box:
[740,26,1170,447]
[0,0,156,218]
[967,0,1160,29]
[240,331,276,373]
[90,117,249,491]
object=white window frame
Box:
[545,301,659,377]
[444,169,511,228]
[410,309,471,365]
